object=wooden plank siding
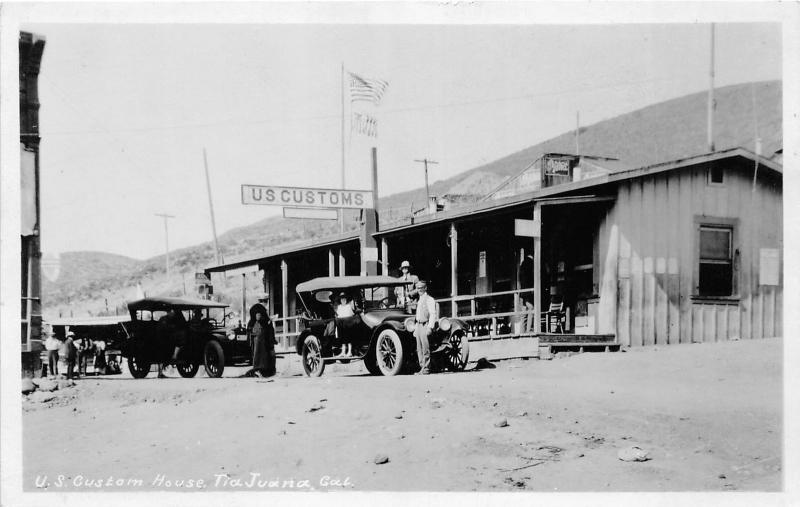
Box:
[605,159,782,346]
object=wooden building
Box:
[20,32,46,375]
[206,147,782,351]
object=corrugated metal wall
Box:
[601,162,782,347]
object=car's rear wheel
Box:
[302,335,325,377]
[177,362,200,378]
[375,329,404,376]
[203,341,225,378]
[127,355,150,379]
[445,330,470,372]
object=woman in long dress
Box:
[249,305,276,377]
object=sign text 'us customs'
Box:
[241,185,374,209]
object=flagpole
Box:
[340,62,346,233]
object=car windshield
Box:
[303,285,408,319]
[134,306,229,327]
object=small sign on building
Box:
[514,218,540,238]
[283,207,339,220]
[759,248,780,286]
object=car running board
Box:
[322,354,365,362]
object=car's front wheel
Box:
[302,335,325,377]
[177,362,200,378]
[127,355,150,379]
[203,341,225,378]
[445,330,470,372]
[364,349,381,376]
[375,329,404,376]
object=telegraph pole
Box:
[707,23,716,152]
[203,148,222,265]
[414,158,438,207]
[155,213,175,280]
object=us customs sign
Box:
[241,185,374,209]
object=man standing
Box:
[44,330,60,378]
[519,252,534,333]
[75,334,93,376]
[62,332,78,380]
[413,280,437,375]
[396,260,419,310]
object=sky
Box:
[22,15,782,260]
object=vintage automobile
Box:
[294,275,470,377]
[120,296,248,379]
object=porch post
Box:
[338,248,346,276]
[533,203,542,335]
[328,248,335,276]
[241,273,247,320]
[280,259,288,320]
[450,223,458,317]
[381,238,389,275]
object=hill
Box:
[41,80,782,319]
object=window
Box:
[708,166,724,185]
[698,225,734,296]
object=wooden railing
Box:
[271,288,540,350]
[436,288,537,342]
[272,315,302,352]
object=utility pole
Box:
[340,62,347,233]
[707,23,716,152]
[155,213,175,281]
[414,158,438,208]
[203,148,222,265]
[575,111,581,156]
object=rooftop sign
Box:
[241,185,374,209]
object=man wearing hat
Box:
[396,260,420,311]
[61,331,78,379]
[413,280,437,375]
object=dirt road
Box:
[22,337,781,492]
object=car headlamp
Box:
[404,317,416,330]
[438,318,451,332]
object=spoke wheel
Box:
[375,329,404,376]
[302,335,325,377]
[203,341,225,378]
[177,362,199,378]
[127,355,150,379]
[445,330,470,372]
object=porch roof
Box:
[374,147,780,237]
[204,231,360,274]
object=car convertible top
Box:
[127,296,229,312]
[295,275,406,293]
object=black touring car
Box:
[121,297,248,378]
[295,276,470,377]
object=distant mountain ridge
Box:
[42,80,782,318]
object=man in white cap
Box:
[396,260,419,310]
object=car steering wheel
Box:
[379,297,391,309]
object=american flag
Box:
[348,71,389,105]
[352,112,378,137]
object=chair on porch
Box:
[541,298,566,334]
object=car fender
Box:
[369,321,414,352]
[448,318,469,334]
[295,329,317,355]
